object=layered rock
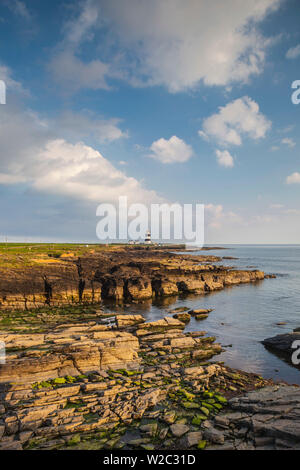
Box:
[0,295,283,452]
[0,358,273,451]
[205,385,300,450]
[0,247,266,310]
[0,323,140,384]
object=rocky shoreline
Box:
[0,308,273,451]
[0,246,265,310]
[2,246,299,451]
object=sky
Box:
[0,0,300,244]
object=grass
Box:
[0,242,125,269]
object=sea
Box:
[106,245,300,385]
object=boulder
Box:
[170,423,190,437]
[173,313,191,323]
[262,331,300,356]
[181,431,203,447]
[203,426,225,444]
[115,315,145,328]
[188,308,213,316]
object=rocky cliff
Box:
[0,247,265,310]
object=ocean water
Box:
[108,245,300,385]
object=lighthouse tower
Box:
[145,230,151,244]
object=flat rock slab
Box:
[209,384,300,450]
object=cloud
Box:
[54,110,128,143]
[215,149,234,168]
[269,204,300,215]
[4,0,32,20]
[104,0,281,92]
[0,63,26,94]
[48,1,114,93]
[50,0,281,93]
[279,125,295,134]
[0,104,160,206]
[205,204,224,229]
[63,0,99,45]
[205,204,240,230]
[148,136,193,164]
[204,202,300,244]
[30,139,159,204]
[48,51,110,93]
[281,137,296,148]
[286,44,300,59]
[286,172,300,184]
[199,96,271,146]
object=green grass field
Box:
[0,243,122,269]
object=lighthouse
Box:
[145,230,151,244]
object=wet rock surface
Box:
[0,309,273,451]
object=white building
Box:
[145,230,151,244]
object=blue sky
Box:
[0,0,300,243]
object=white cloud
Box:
[55,111,128,143]
[149,136,193,164]
[63,0,99,45]
[204,203,300,244]
[205,204,224,229]
[0,104,160,205]
[48,1,111,93]
[205,204,241,230]
[0,63,26,94]
[30,139,158,204]
[104,0,281,91]
[286,172,300,184]
[286,44,300,59]
[0,173,27,184]
[50,0,281,93]
[198,130,209,141]
[199,96,271,146]
[215,149,234,168]
[281,137,296,148]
